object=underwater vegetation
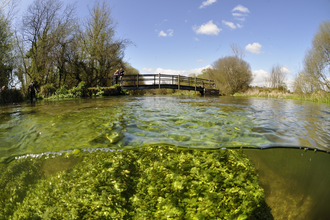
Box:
[0,146,272,219]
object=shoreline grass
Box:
[234,89,330,104]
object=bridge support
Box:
[195,77,196,91]
[178,75,180,90]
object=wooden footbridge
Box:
[117,74,219,95]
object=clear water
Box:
[1,96,329,163]
[1,96,330,219]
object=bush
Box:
[68,81,86,97]
[40,84,56,98]
[56,85,68,95]
[6,146,272,220]
[121,89,129,95]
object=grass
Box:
[234,88,330,104]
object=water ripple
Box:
[0,96,329,163]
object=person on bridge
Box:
[114,70,119,85]
[119,68,125,86]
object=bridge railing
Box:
[115,74,216,89]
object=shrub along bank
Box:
[0,146,272,220]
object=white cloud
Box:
[193,20,221,35]
[280,67,292,74]
[285,77,295,91]
[142,68,154,73]
[232,5,250,13]
[199,0,217,9]
[251,69,270,87]
[232,10,248,21]
[232,13,244,17]
[222,20,236,29]
[237,23,243,28]
[158,29,174,37]
[194,37,200,41]
[197,59,205,63]
[142,65,213,77]
[234,17,246,21]
[245,43,263,54]
[158,31,167,37]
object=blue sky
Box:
[15,0,330,89]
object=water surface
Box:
[0,96,329,163]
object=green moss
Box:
[2,147,272,220]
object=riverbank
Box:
[234,88,330,104]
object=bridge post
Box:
[178,75,180,90]
[159,73,160,89]
[137,74,139,88]
[195,77,196,91]
[172,75,173,84]
[209,79,210,88]
[154,75,156,85]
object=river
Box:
[0,96,329,219]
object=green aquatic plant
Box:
[121,89,129,95]
[2,147,272,219]
[0,158,44,219]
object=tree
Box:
[17,0,77,89]
[292,72,315,94]
[14,0,133,92]
[0,12,13,88]
[265,64,287,89]
[302,20,330,91]
[0,0,20,89]
[76,0,132,87]
[203,44,253,95]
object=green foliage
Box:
[131,147,271,220]
[40,84,57,98]
[204,56,253,95]
[3,147,272,220]
[301,20,330,91]
[95,85,103,96]
[68,81,86,97]
[0,158,44,219]
[56,85,68,95]
[121,89,129,95]
[46,81,87,99]
[113,84,121,89]
[0,17,14,89]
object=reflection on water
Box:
[0,96,329,163]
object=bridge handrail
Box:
[119,74,216,89]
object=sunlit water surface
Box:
[1,96,329,162]
[1,96,330,219]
